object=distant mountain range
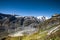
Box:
[37,16,50,20]
[0,13,47,26]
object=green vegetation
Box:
[5,24,60,40]
[5,31,47,40]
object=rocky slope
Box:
[1,13,60,40]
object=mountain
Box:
[1,13,60,40]
[15,16,40,26]
[0,13,17,21]
[37,16,50,20]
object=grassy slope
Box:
[7,29,60,40]
[6,30,48,40]
[6,25,60,40]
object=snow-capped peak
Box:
[37,16,50,20]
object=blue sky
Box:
[0,0,60,17]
